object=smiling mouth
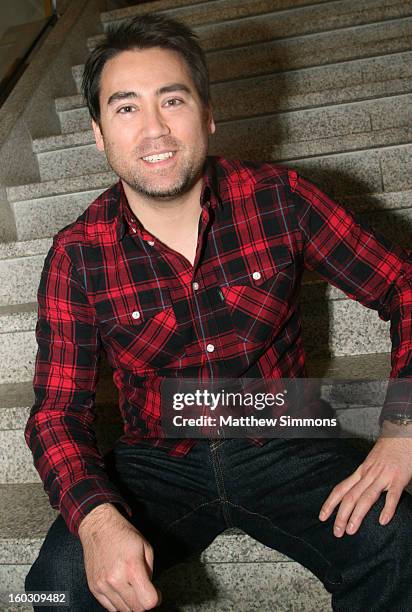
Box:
[141,151,176,163]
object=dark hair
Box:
[82,13,210,123]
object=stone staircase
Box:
[0,0,411,609]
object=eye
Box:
[118,105,136,113]
[164,98,183,107]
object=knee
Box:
[25,515,85,592]
[383,492,412,565]
[357,491,412,570]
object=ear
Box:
[92,119,105,151]
[206,106,216,135]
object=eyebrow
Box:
[107,83,192,106]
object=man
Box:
[25,13,412,612]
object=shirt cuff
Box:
[378,378,412,427]
[59,476,132,536]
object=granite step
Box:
[0,223,406,307]
[34,124,412,182]
[1,165,411,305]
[10,189,104,242]
[286,143,411,195]
[88,0,412,52]
[6,171,116,204]
[33,94,412,181]
[0,375,119,483]
[58,51,412,134]
[0,483,333,611]
[0,352,395,485]
[0,261,398,389]
[7,172,116,242]
[100,0,334,30]
[7,158,412,241]
[72,19,412,91]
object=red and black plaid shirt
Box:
[25,157,412,535]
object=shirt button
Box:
[147,240,155,246]
[132,311,140,320]
[132,227,137,234]
[206,344,215,353]
[252,271,261,281]
[193,282,199,291]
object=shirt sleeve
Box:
[287,169,412,425]
[24,238,132,536]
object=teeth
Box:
[142,151,174,163]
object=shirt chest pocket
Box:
[94,287,186,372]
[215,245,294,345]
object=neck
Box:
[122,178,203,234]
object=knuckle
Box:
[106,573,120,588]
[94,578,106,593]
[344,491,356,505]
[364,490,379,503]
[145,543,154,557]
[143,594,159,609]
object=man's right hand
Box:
[78,503,162,611]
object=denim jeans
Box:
[25,437,412,611]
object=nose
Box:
[141,105,170,139]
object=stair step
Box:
[0,237,51,260]
[43,93,412,152]
[88,0,412,52]
[33,94,412,181]
[287,143,411,194]
[32,125,412,183]
[1,161,411,302]
[0,350,394,484]
[8,170,412,241]
[0,381,34,430]
[11,189,104,242]
[73,19,412,92]
[0,483,332,610]
[0,261,397,386]
[6,171,116,203]
[59,51,412,134]
[101,0,215,25]
[100,0,334,30]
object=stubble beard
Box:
[105,141,207,201]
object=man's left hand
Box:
[318,421,412,537]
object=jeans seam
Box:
[209,443,234,528]
[165,498,222,532]
[225,499,335,573]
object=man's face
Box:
[92,47,215,201]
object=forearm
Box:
[25,405,132,535]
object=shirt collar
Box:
[116,156,222,241]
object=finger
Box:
[344,483,383,535]
[379,487,403,526]
[319,471,362,521]
[123,581,151,612]
[144,543,154,576]
[331,472,379,537]
[128,570,160,610]
[93,591,122,612]
[156,587,163,607]
[104,584,134,612]
[133,581,161,611]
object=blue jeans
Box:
[25,437,412,611]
